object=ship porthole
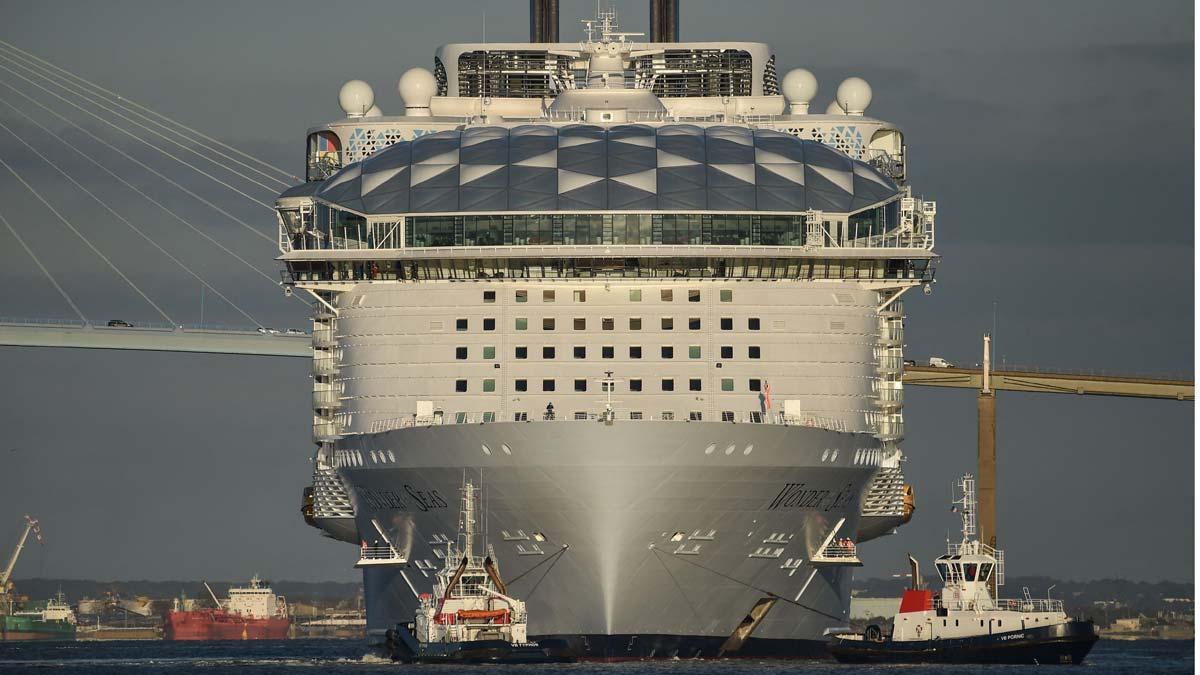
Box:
[481,444,491,456]
[743,444,753,455]
[704,443,716,455]
[724,444,736,455]
[501,444,512,455]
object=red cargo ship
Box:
[165,576,290,640]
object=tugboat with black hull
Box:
[829,474,1098,665]
[385,479,573,664]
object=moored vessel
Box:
[1,515,77,641]
[828,474,1099,665]
[164,577,290,640]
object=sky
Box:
[0,0,1192,584]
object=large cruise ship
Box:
[279,0,937,659]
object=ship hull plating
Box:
[338,421,881,656]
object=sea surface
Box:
[0,638,1190,674]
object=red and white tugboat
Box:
[829,474,1098,665]
[386,480,572,663]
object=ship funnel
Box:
[650,0,679,42]
[530,0,559,42]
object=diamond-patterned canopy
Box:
[313,124,899,215]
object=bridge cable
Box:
[0,97,283,289]
[0,58,275,210]
[0,79,275,244]
[0,208,88,323]
[0,148,175,325]
[0,118,262,326]
[0,46,289,191]
[0,38,299,183]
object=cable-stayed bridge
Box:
[0,40,1190,404]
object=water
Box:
[0,639,1190,674]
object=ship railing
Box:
[356,545,407,568]
[364,410,856,433]
[932,598,1063,613]
[810,539,863,566]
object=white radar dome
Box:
[825,100,846,115]
[338,80,375,117]
[398,68,437,117]
[781,68,818,114]
[364,105,383,118]
[835,77,872,115]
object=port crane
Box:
[1,515,42,603]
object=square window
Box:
[689,378,702,391]
[629,317,642,330]
[661,289,673,302]
[574,379,587,392]
[748,317,761,330]
[483,379,496,393]
[689,317,701,330]
[574,411,588,420]
[661,411,675,421]
[456,318,468,331]
[661,378,675,391]
[574,346,586,359]
[543,346,555,359]
[661,317,673,330]
[513,412,528,422]
[483,346,496,359]
[721,378,734,391]
[689,411,703,421]
[629,346,643,359]
[455,346,468,360]
[722,410,736,422]
[573,290,586,302]
[483,318,496,331]
[455,379,468,392]
[749,379,762,391]
[543,318,555,330]
[720,317,733,330]
[720,345,733,359]
[602,346,614,359]
[629,379,643,392]
[748,345,761,359]
[542,379,555,392]
[515,317,528,330]
[629,289,642,301]
[543,290,555,302]
[720,289,733,302]
[602,317,614,330]
[515,379,528,392]
[515,290,528,303]
[574,317,586,330]
[689,345,701,359]
[515,346,528,359]
[661,346,674,359]
[630,411,643,420]
[688,289,700,302]
[483,290,496,303]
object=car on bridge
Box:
[928,356,956,368]
[106,319,133,328]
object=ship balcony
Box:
[878,357,903,375]
[313,389,342,410]
[877,332,903,347]
[810,541,863,567]
[873,389,904,409]
[312,327,335,349]
[312,419,341,443]
[313,356,339,378]
[355,544,407,568]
